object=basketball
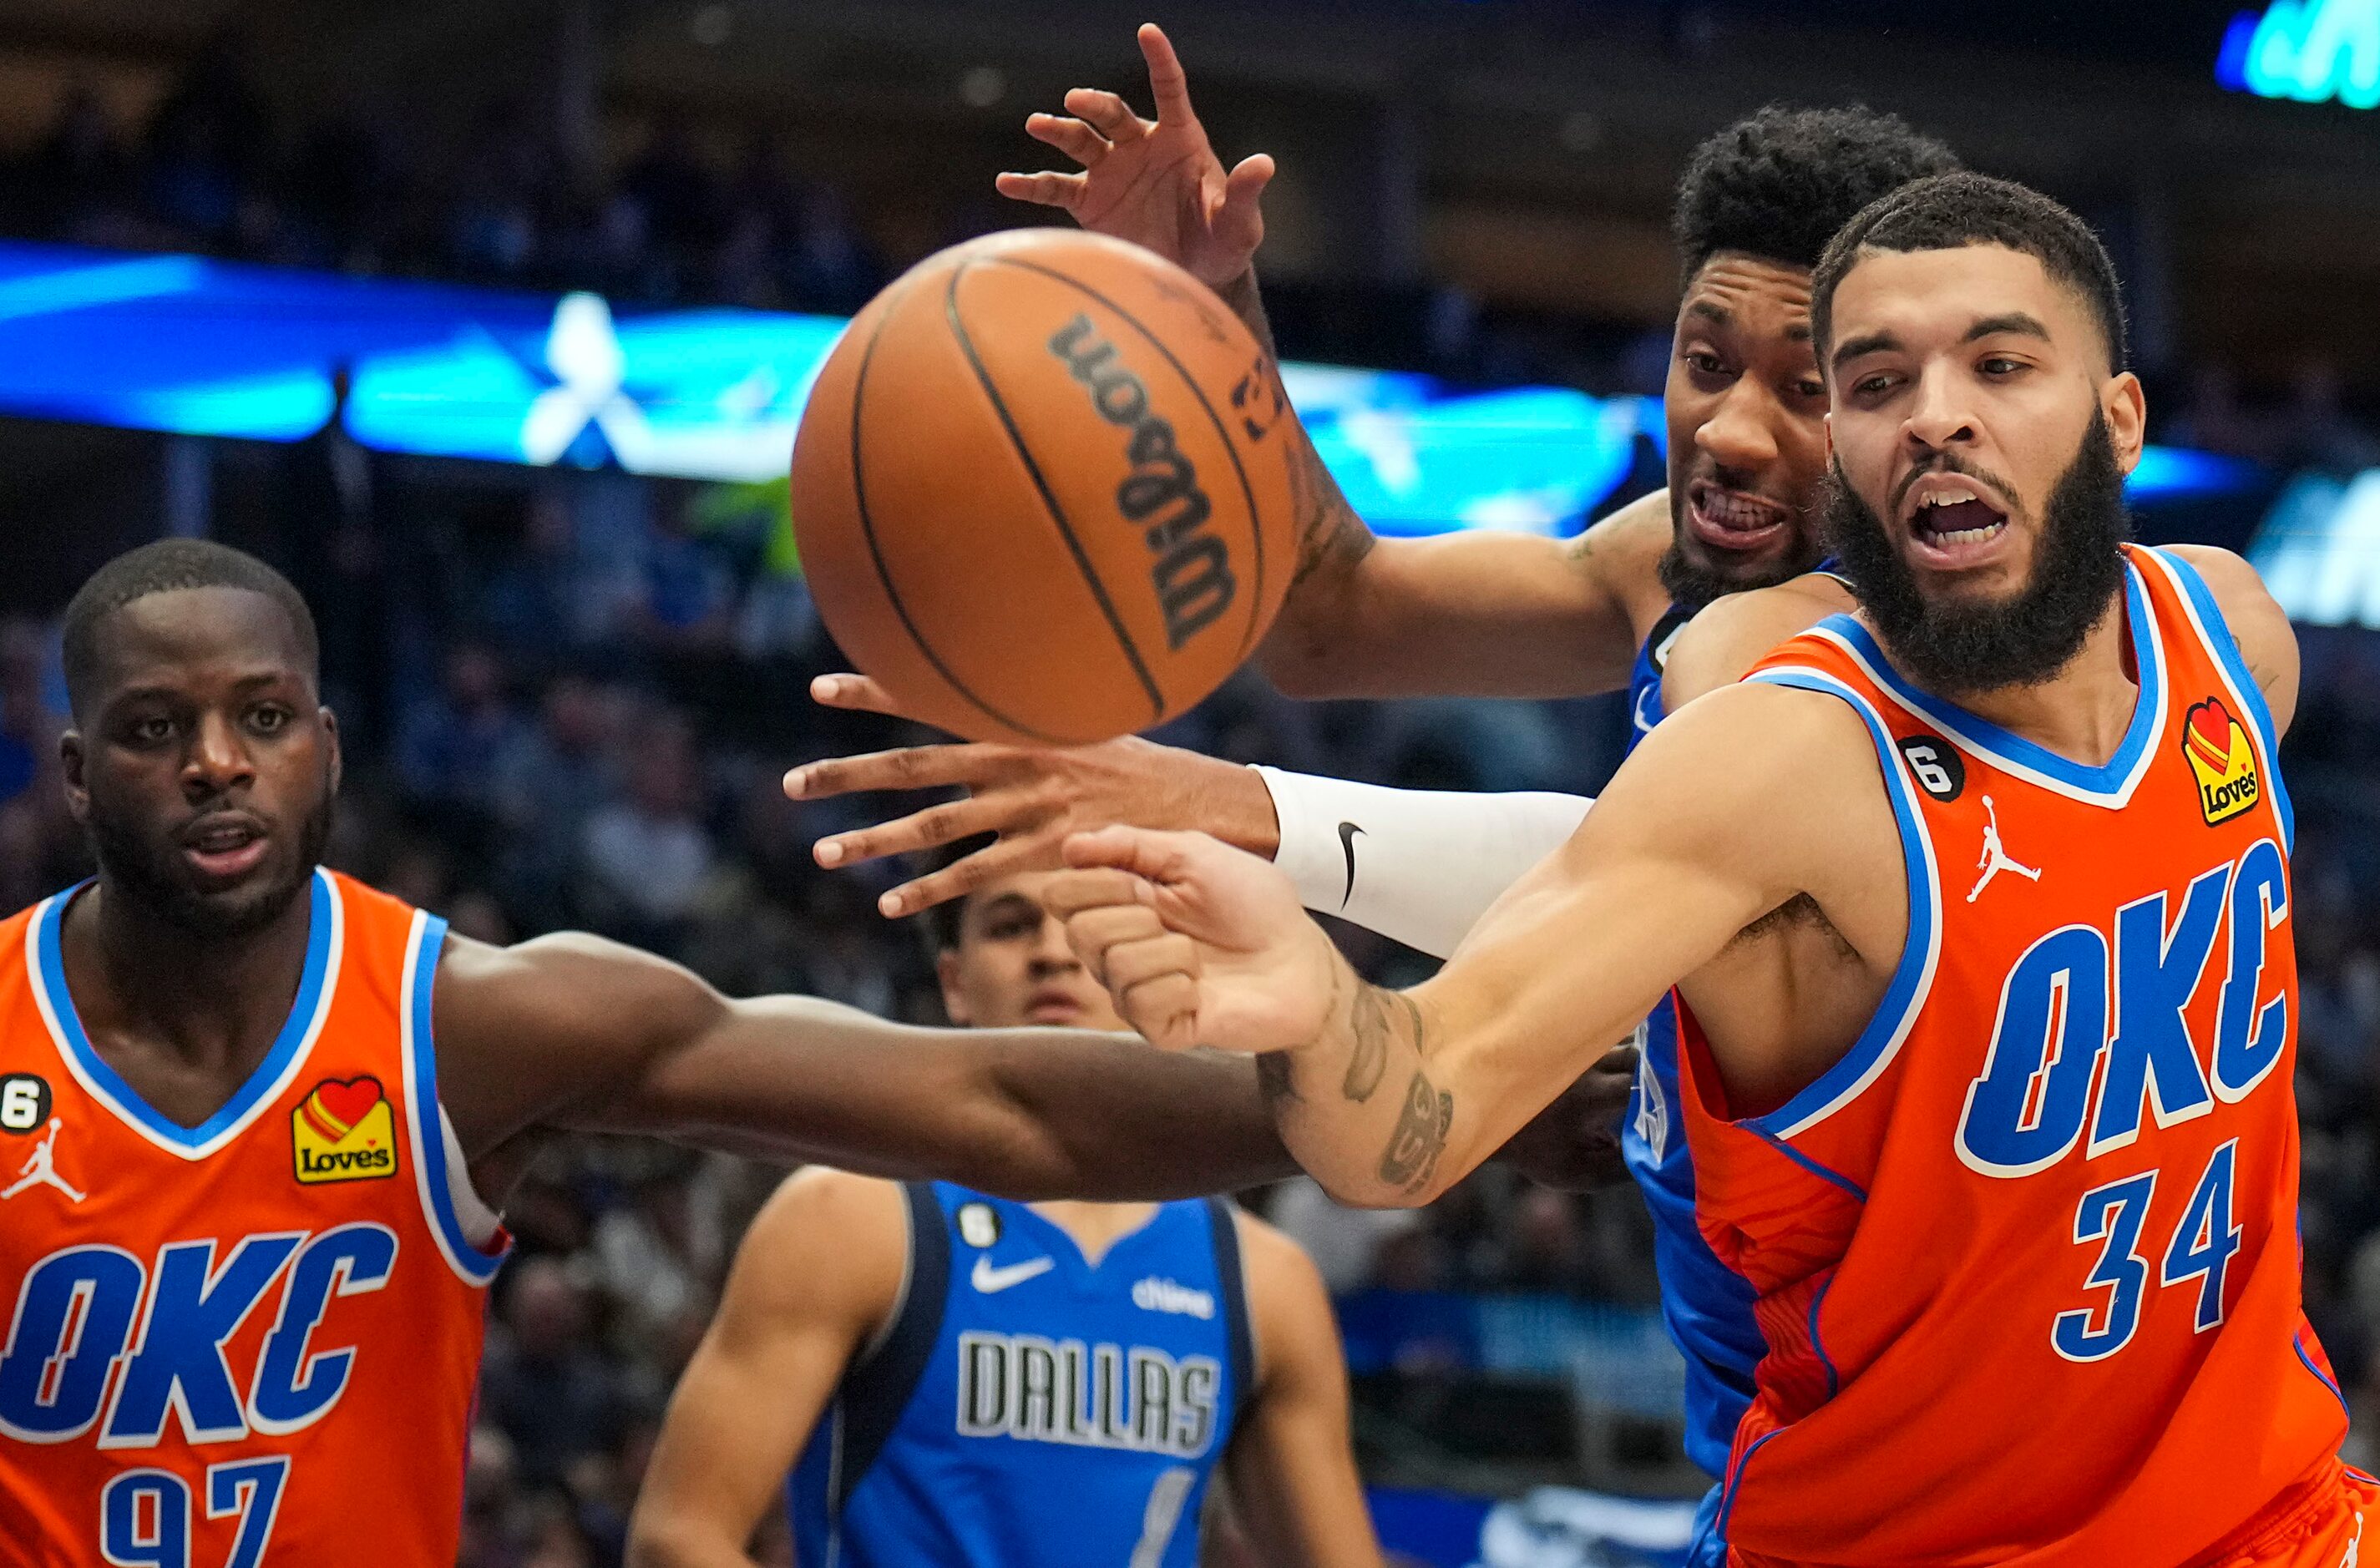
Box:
[789,228,1299,746]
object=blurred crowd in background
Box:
[0,32,894,315]
[3,28,2380,1568]
[6,30,2379,457]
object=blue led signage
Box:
[0,240,2250,535]
[2218,1,2380,107]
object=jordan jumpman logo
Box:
[1,1118,85,1203]
[1967,795,2042,903]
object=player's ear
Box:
[319,706,342,797]
[936,948,973,1026]
[2102,372,2147,477]
[58,730,88,825]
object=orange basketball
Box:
[789,229,1300,745]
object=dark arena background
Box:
[1,3,2377,1564]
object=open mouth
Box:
[1685,482,1794,554]
[180,814,270,882]
[1903,475,2012,567]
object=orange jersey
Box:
[0,869,507,1566]
[1682,546,2344,1566]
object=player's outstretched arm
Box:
[1218,1214,1385,1568]
[999,26,1668,701]
[1052,682,1871,1207]
[629,1171,904,1568]
[795,672,1591,956]
[1258,487,1674,701]
[433,935,1294,1201]
[787,678,1282,918]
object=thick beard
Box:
[1656,534,1742,615]
[88,790,334,941]
[1822,408,2130,700]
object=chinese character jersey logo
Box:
[2182,697,2261,826]
[292,1075,398,1184]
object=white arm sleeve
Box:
[1254,766,1592,959]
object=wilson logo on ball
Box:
[1049,313,1236,650]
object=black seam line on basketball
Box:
[943,260,1167,724]
[848,274,1068,746]
[983,255,1270,660]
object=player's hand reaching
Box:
[1049,826,1340,1055]
[785,674,1281,918]
[995,23,1274,290]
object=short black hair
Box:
[1674,104,1962,282]
[1811,171,2129,372]
[61,539,318,717]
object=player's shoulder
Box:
[1576,489,1679,630]
[1637,664,1876,781]
[1230,1206,1333,1311]
[1597,674,1890,877]
[2149,544,2298,724]
[1228,1204,1314,1282]
[723,1168,913,1327]
[1228,1206,1339,1385]
[1662,571,1857,711]
[2153,544,2284,625]
[753,1166,913,1255]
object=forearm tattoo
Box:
[1215,268,1280,364]
[1285,429,1375,589]
[1341,984,1421,1104]
[1378,1070,1455,1193]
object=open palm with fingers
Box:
[995,23,1274,289]
[1048,827,1343,1055]
[785,673,1279,918]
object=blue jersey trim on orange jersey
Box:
[32,867,338,1157]
[1807,1276,1839,1400]
[1815,560,2165,806]
[400,913,507,1287]
[1754,1127,1867,1204]
[2294,1333,2350,1420]
[1715,1426,1785,1539]
[2148,547,2295,853]
[1734,670,1941,1141]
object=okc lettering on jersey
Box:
[0,1225,397,1447]
[1957,837,2290,1177]
[955,1330,1218,1459]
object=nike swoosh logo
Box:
[971,1254,1055,1294]
[1336,821,1365,909]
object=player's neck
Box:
[65,875,318,1076]
[1947,589,2138,767]
[1028,1200,1162,1266]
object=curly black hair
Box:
[1811,171,2129,372]
[62,539,318,718]
[1674,104,1962,282]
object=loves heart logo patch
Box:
[292,1075,398,1185]
[2180,696,2261,827]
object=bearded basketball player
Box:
[1053,175,2359,1567]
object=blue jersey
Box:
[1622,604,1765,1492]
[789,1185,1253,1568]
[1619,572,1847,1565]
